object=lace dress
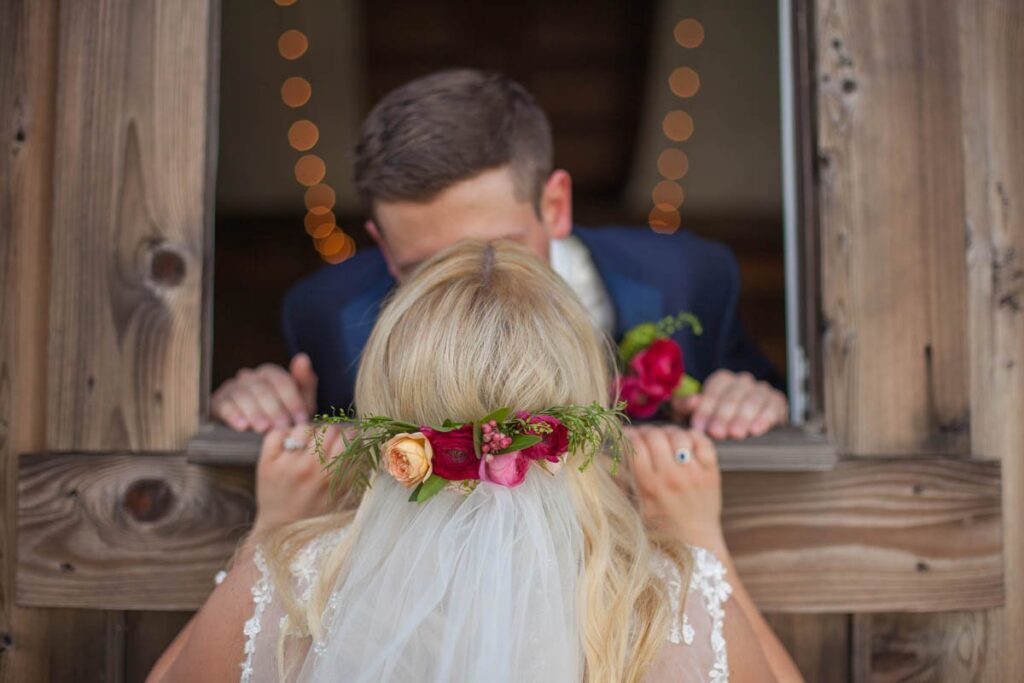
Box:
[240,529,733,683]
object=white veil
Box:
[245,472,584,683]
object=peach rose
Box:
[383,432,433,488]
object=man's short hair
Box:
[354,69,553,212]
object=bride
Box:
[149,241,801,682]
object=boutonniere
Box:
[616,312,702,418]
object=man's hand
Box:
[250,424,344,537]
[672,369,787,440]
[211,353,318,432]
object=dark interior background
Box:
[213,0,785,389]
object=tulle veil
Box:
[246,472,584,682]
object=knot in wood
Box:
[123,478,176,522]
[148,246,187,287]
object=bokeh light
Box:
[674,19,705,48]
[669,67,701,98]
[652,180,685,209]
[304,209,335,236]
[274,0,298,6]
[657,149,689,180]
[288,119,319,151]
[294,154,326,186]
[649,205,681,234]
[304,183,335,214]
[323,233,356,263]
[662,110,694,142]
[281,77,312,107]
[278,30,309,60]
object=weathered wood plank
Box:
[722,458,1002,613]
[45,0,213,452]
[0,1,113,681]
[17,454,253,611]
[959,1,1024,681]
[186,422,839,471]
[852,611,1004,682]
[764,613,849,683]
[17,454,998,613]
[817,0,970,455]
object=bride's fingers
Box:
[260,428,286,460]
[637,425,674,473]
[690,431,718,470]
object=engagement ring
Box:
[283,436,305,451]
[675,448,691,464]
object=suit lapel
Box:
[573,228,664,340]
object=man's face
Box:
[369,167,572,281]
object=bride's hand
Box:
[251,425,342,537]
[626,425,726,552]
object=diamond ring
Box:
[283,436,305,451]
[675,447,691,464]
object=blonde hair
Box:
[261,240,689,682]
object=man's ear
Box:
[540,170,573,240]
[365,220,401,280]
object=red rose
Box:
[618,376,662,419]
[420,425,479,480]
[629,339,684,396]
[515,413,570,463]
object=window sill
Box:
[185,422,837,471]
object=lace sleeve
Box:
[645,546,733,682]
[239,529,348,683]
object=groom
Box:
[212,69,787,441]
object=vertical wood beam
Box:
[959,1,1024,680]
[816,0,969,455]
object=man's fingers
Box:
[670,393,701,420]
[691,370,734,432]
[727,385,772,439]
[212,387,250,431]
[706,376,755,438]
[258,364,309,425]
[229,384,279,432]
[750,392,788,436]
[290,353,319,416]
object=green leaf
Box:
[480,407,512,425]
[618,322,660,364]
[673,374,702,398]
[429,419,464,432]
[493,434,542,455]
[409,475,448,503]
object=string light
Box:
[649,18,703,234]
[281,76,312,107]
[668,67,700,98]
[277,29,309,60]
[273,1,354,263]
[294,154,326,186]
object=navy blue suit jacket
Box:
[282,226,782,413]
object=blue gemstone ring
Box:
[675,448,692,464]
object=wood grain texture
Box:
[18,453,253,611]
[852,611,1004,682]
[186,422,839,471]
[765,613,850,682]
[816,0,970,455]
[45,0,213,452]
[16,454,997,613]
[722,458,1001,613]
[0,2,113,681]
[959,1,1024,680]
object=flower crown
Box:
[314,402,629,503]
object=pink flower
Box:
[618,376,662,419]
[516,413,570,463]
[420,425,479,481]
[479,451,529,487]
[629,339,684,397]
